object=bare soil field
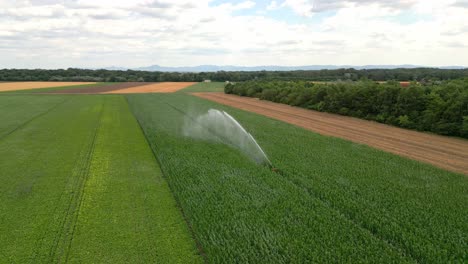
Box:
[193,92,468,175]
[103,82,197,94]
[0,82,96,92]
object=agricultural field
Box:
[180,82,226,93]
[127,93,467,263]
[0,94,201,263]
[0,82,466,263]
[0,82,96,92]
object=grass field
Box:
[0,95,201,263]
[127,93,467,263]
[0,82,466,263]
[180,82,226,92]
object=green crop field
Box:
[0,85,466,263]
[180,82,226,93]
[0,94,201,263]
[127,93,467,263]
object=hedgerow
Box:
[225,79,468,138]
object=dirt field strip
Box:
[193,92,468,175]
[103,82,197,94]
[0,82,96,92]
[45,82,151,94]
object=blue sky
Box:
[0,0,467,68]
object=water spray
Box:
[179,106,277,170]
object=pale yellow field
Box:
[0,82,96,92]
[103,82,197,94]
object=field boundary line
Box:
[0,97,71,141]
[124,96,208,263]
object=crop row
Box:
[127,93,467,262]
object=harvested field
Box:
[104,82,197,94]
[0,82,96,92]
[193,92,468,175]
[45,82,150,94]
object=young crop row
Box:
[127,93,467,262]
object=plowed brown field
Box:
[103,82,196,94]
[193,92,468,175]
[0,82,96,92]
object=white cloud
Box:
[0,0,466,68]
[267,1,279,10]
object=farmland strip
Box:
[51,99,104,262]
[0,82,96,92]
[65,96,202,263]
[103,82,197,94]
[45,82,151,94]
[0,96,106,262]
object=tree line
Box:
[225,79,468,138]
[0,68,467,82]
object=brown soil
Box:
[0,82,96,92]
[103,82,197,94]
[44,82,151,94]
[193,92,468,175]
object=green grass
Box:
[0,95,202,263]
[0,95,67,138]
[1,82,114,94]
[126,93,467,263]
[180,82,226,92]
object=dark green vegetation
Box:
[127,93,467,263]
[1,67,467,82]
[0,95,201,263]
[180,82,226,93]
[226,79,468,138]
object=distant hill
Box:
[98,64,467,72]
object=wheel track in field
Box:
[163,96,419,262]
[62,100,104,263]
[0,97,70,141]
[29,98,105,263]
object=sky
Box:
[0,0,467,69]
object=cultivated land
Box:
[127,93,467,263]
[194,92,468,175]
[0,82,96,92]
[43,82,196,94]
[1,81,466,262]
[43,82,149,94]
[0,95,202,263]
[179,82,226,93]
[104,82,197,93]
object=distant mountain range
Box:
[98,65,467,72]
